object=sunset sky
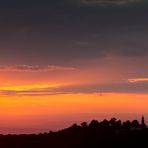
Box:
[0,0,148,134]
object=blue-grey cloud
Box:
[0,0,147,65]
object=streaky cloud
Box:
[1,81,148,96]
[128,78,148,83]
[0,65,75,72]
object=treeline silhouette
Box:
[0,117,148,148]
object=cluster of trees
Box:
[80,117,146,130]
[0,117,147,148]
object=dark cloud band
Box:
[80,0,143,5]
[0,0,147,65]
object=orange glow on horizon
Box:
[0,93,148,120]
[0,56,148,133]
[0,92,147,134]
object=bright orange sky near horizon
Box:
[0,92,148,134]
[0,56,148,134]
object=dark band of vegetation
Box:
[0,116,147,148]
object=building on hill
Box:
[141,115,147,129]
[130,115,147,131]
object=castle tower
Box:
[141,115,147,128]
[141,115,145,125]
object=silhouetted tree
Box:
[131,120,139,128]
[122,120,131,130]
[81,122,88,129]
[89,120,99,128]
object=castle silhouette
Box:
[141,115,147,128]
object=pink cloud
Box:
[0,65,75,72]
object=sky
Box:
[0,0,148,134]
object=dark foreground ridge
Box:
[0,116,148,148]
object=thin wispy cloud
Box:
[128,78,148,83]
[1,81,148,96]
[0,84,62,96]
[0,65,75,72]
